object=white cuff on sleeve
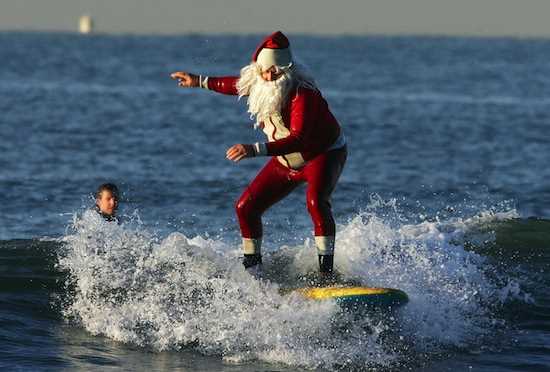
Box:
[199,75,209,89]
[253,142,268,156]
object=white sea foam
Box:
[57,206,529,369]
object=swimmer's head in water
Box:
[95,183,119,217]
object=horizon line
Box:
[2,28,550,41]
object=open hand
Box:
[170,71,199,87]
[226,144,254,162]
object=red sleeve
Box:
[207,76,239,95]
[265,89,319,156]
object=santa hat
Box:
[252,31,293,70]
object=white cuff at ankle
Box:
[242,238,262,255]
[315,236,335,255]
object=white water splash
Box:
[57,207,529,369]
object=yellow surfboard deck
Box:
[292,286,408,308]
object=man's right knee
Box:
[235,193,254,220]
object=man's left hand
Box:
[226,144,255,162]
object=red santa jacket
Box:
[206,76,343,168]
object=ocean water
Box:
[1,32,549,371]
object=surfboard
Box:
[292,286,409,309]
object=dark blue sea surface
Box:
[1,32,549,371]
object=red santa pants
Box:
[235,146,347,241]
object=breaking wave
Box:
[54,204,533,369]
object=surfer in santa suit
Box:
[171,31,347,280]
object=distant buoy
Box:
[79,15,93,34]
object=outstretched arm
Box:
[171,71,239,95]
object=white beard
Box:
[237,63,293,126]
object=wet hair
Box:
[95,183,119,200]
